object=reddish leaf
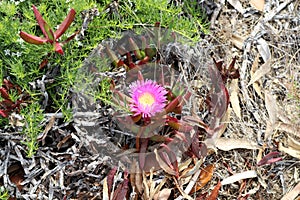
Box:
[0,87,10,99]
[1,99,14,107]
[19,31,47,45]
[0,110,8,118]
[3,79,14,90]
[112,171,129,200]
[39,58,49,69]
[257,151,282,166]
[107,167,117,198]
[191,131,200,156]
[160,144,179,177]
[206,181,221,200]
[195,192,208,200]
[54,42,64,55]
[32,5,49,39]
[138,138,149,169]
[165,96,181,113]
[61,30,80,45]
[55,8,76,39]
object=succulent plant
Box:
[20,5,77,55]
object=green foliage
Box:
[0,0,209,156]
[0,186,9,200]
[21,103,44,157]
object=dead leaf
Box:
[217,108,232,138]
[265,91,277,124]
[37,116,55,145]
[103,177,109,200]
[112,172,129,200]
[206,181,221,200]
[247,59,271,86]
[130,160,143,194]
[281,181,300,200]
[154,149,177,176]
[154,188,172,200]
[221,170,257,185]
[173,176,194,200]
[231,34,245,50]
[287,136,300,151]
[230,79,241,120]
[276,122,300,136]
[250,54,263,98]
[143,172,150,199]
[151,177,168,199]
[279,143,300,159]
[257,38,271,62]
[189,164,215,194]
[180,159,202,178]
[179,158,193,172]
[8,163,25,191]
[264,91,278,140]
[227,0,245,14]
[215,138,260,151]
[184,169,201,194]
[57,134,72,150]
[250,0,265,11]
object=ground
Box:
[0,0,299,200]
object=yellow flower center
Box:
[138,92,155,108]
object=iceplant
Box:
[129,79,168,118]
[20,5,76,55]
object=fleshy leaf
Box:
[54,8,76,39]
[0,110,8,118]
[19,31,48,45]
[32,5,49,39]
[54,42,64,55]
[0,87,10,99]
[61,30,80,45]
[44,23,55,42]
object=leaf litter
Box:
[1,0,300,199]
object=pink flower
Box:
[129,79,167,118]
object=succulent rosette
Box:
[74,26,236,174]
